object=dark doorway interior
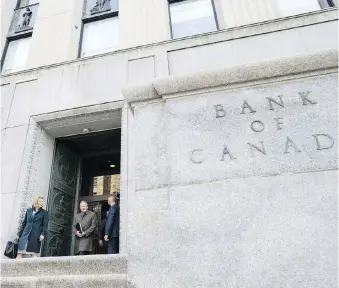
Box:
[43,129,121,256]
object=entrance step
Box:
[1,254,128,288]
[1,274,127,288]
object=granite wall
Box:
[124,50,338,288]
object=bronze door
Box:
[86,201,109,254]
[42,143,79,257]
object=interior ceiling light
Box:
[110,164,115,168]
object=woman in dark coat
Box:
[16,197,49,258]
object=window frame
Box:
[168,0,219,39]
[78,0,119,58]
[1,35,32,74]
[318,0,336,7]
[1,0,37,74]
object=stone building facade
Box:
[0,0,338,287]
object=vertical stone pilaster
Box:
[219,0,282,27]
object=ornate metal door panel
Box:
[43,143,79,257]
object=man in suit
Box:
[104,194,120,254]
[73,201,97,255]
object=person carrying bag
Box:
[16,197,49,259]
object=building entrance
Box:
[42,129,121,257]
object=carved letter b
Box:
[214,105,226,118]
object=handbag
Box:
[4,240,18,259]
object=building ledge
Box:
[1,8,337,82]
[122,49,338,103]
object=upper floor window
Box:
[2,37,31,74]
[80,0,119,57]
[169,0,218,39]
[1,0,39,74]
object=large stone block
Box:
[134,102,168,191]
[59,56,126,110]
[1,254,128,277]
[1,125,29,194]
[26,12,75,68]
[36,0,76,19]
[128,56,155,86]
[7,81,38,127]
[299,21,338,53]
[1,84,15,130]
[165,74,337,186]
[168,41,234,75]
[232,28,307,65]
[127,170,337,288]
[0,192,17,256]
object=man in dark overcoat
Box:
[73,201,97,255]
[104,194,120,254]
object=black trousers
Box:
[108,237,119,254]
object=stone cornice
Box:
[122,49,338,103]
[0,8,337,82]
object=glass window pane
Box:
[81,17,119,57]
[170,0,217,39]
[278,0,321,17]
[2,37,31,74]
[92,174,120,196]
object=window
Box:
[169,0,217,39]
[2,37,31,74]
[2,0,39,74]
[92,175,120,196]
[81,17,119,57]
[80,0,119,58]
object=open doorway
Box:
[42,129,121,257]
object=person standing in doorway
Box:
[73,201,97,255]
[104,194,120,254]
[16,197,49,259]
[98,210,109,254]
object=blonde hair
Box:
[32,197,43,209]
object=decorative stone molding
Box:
[33,101,124,137]
[17,122,44,231]
[122,49,338,103]
[119,104,128,254]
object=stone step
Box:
[1,254,127,277]
[1,273,127,288]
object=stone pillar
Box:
[119,0,170,49]
[26,0,82,69]
[217,0,281,28]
